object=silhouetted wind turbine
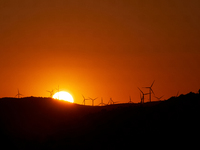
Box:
[128,96,133,103]
[16,89,23,98]
[108,98,119,105]
[99,97,106,106]
[89,97,98,106]
[47,89,54,97]
[82,95,89,105]
[108,98,113,105]
[143,80,155,102]
[176,91,179,97]
[56,85,60,92]
[138,87,148,103]
[154,95,164,101]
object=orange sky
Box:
[1,0,200,105]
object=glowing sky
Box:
[0,0,200,104]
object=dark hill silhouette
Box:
[0,92,200,149]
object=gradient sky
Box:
[1,0,200,105]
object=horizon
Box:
[1,89,199,106]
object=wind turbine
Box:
[82,95,89,105]
[176,91,179,97]
[143,80,155,102]
[108,98,113,105]
[99,98,106,106]
[47,89,54,97]
[108,98,119,105]
[128,96,133,103]
[154,95,164,101]
[138,87,148,103]
[16,89,23,98]
[89,97,98,106]
[56,85,60,92]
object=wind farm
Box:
[8,80,173,106]
[0,90,200,149]
[2,79,185,107]
[1,0,200,149]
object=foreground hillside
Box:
[0,92,200,149]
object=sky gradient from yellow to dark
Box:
[1,0,200,104]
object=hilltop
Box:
[0,92,200,149]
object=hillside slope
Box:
[0,92,199,149]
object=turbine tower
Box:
[99,98,106,106]
[89,97,98,106]
[82,95,89,105]
[138,87,148,103]
[143,80,155,102]
[128,96,133,103]
[16,89,23,98]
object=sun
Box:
[52,91,74,103]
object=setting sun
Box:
[53,91,74,103]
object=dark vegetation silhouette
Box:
[0,91,200,149]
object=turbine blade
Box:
[150,88,155,95]
[151,80,155,87]
[82,95,85,99]
[143,87,149,88]
[160,95,164,99]
[176,91,179,97]
[138,87,144,94]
